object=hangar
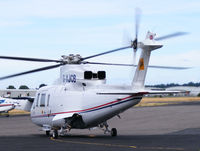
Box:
[0,89,36,98]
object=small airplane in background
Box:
[0,96,33,115]
[0,9,189,138]
[0,97,15,114]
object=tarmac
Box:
[0,102,200,151]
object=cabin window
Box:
[36,93,40,107]
[47,94,50,107]
[40,94,46,107]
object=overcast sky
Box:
[0,0,199,89]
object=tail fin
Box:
[132,32,163,90]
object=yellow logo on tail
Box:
[139,58,144,70]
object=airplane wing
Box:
[97,90,183,95]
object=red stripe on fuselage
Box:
[0,104,13,107]
[31,95,136,118]
[53,95,133,115]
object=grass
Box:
[0,109,30,116]
[136,97,200,107]
[8,109,30,115]
[142,97,200,102]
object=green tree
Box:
[19,85,29,89]
[39,84,47,88]
[7,85,16,89]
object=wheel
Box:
[6,112,9,117]
[52,130,58,139]
[111,128,117,137]
[46,131,50,136]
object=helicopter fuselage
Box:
[30,83,142,129]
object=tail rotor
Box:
[131,8,141,65]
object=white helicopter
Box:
[0,12,188,138]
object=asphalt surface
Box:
[0,103,200,151]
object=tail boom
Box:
[132,32,163,89]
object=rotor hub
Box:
[131,39,138,50]
[61,54,82,64]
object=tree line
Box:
[6,84,47,89]
[146,82,200,88]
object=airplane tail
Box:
[131,32,163,90]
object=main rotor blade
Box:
[155,32,188,41]
[148,65,190,70]
[0,63,62,80]
[84,62,136,67]
[81,46,131,61]
[0,56,62,63]
[85,62,190,70]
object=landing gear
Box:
[59,126,70,136]
[111,128,117,137]
[52,130,58,139]
[99,122,118,137]
[46,131,50,136]
[5,111,9,117]
[49,126,70,138]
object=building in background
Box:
[145,86,200,97]
[0,89,36,98]
[166,86,200,96]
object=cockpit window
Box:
[0,100,5,104]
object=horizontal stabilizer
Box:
[97,91,147,95]
[52,113,74,121]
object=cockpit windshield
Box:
[0,100,5,104]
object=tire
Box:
[46,131,50,136]
[111,128,117,137]
[52,130,58,139]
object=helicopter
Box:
[0,11,188,138]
